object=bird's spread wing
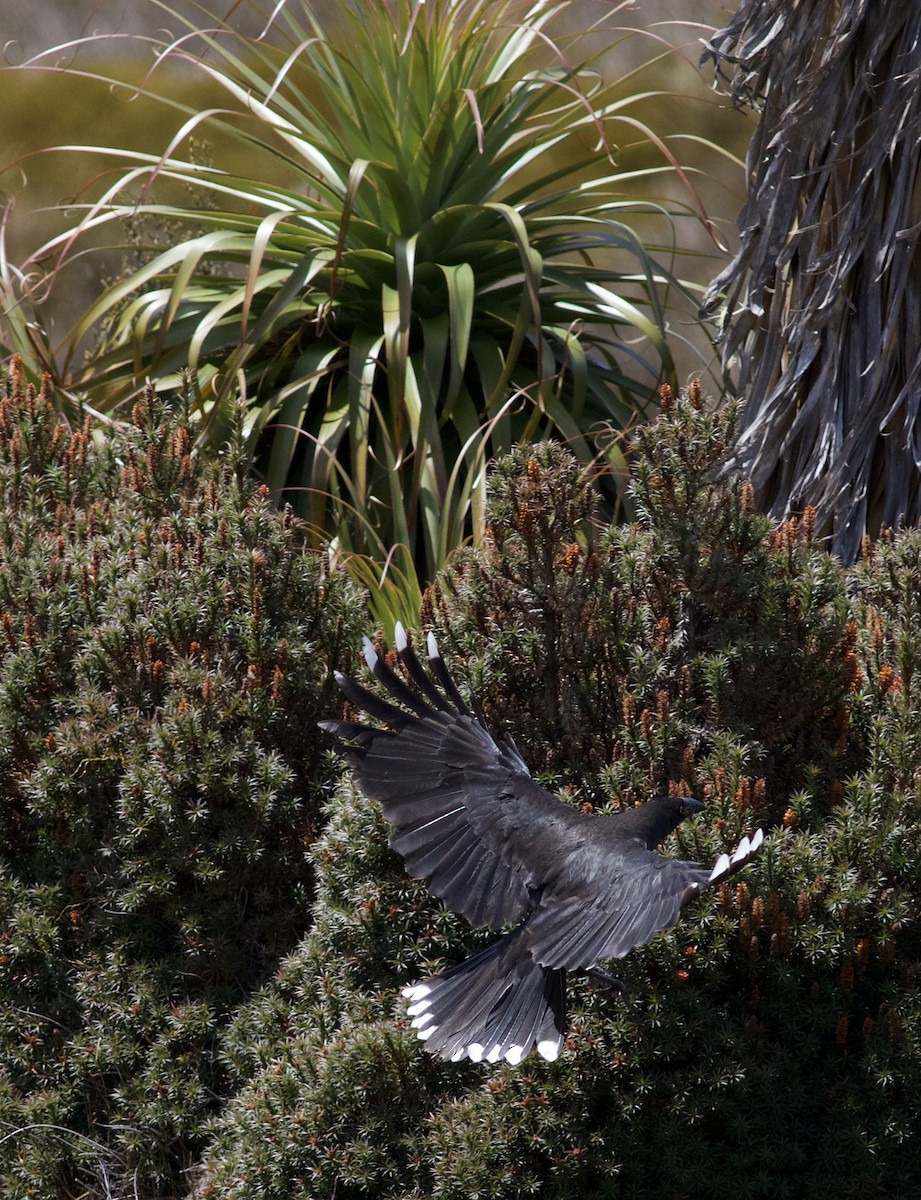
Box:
[320,625,583,930]
[526,830,764,971]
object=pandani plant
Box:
[8,0,718,602]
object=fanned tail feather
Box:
[403,929,565,1065]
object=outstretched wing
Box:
[525,830,764,970]
[320,624,583,931]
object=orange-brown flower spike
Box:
[714,767,727,800]
[740,479,755,516]
[878,665,899,692]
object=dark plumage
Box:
[321,624,764,1065]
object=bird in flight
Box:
[321,624,764,1066]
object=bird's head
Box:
[676,797,705,822]
[627,795,705,848]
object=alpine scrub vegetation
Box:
[0,359,363,1197]
[2,364,919,1198]
[202,389,921,1199]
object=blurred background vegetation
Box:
[2,0,750,318]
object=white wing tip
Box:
[708,852,731,884]
[394,621,407,651]
[362,636,378,670]
[730,834,752,865]
[467,1043,484,1063]
[402,982,430,1002]
[505,1044,526,1065]
[708,828,765,884]
[426,631,440,660]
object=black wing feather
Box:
[323,626,765,974]
[321,624,584,931]
[361,636,435,718]
[424,630,475,716]
[392,624,459,713]
[527,833,763,971]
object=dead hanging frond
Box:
[702,1,921,562]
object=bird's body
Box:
[321,625,763,1065]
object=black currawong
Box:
[320,624,764,1066]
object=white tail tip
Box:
[537,1038,561,1062]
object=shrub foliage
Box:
[0,360,363,1197]
[3,363,921,1199]
[204,387,921,1200]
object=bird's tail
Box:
[402,927,565,1065]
